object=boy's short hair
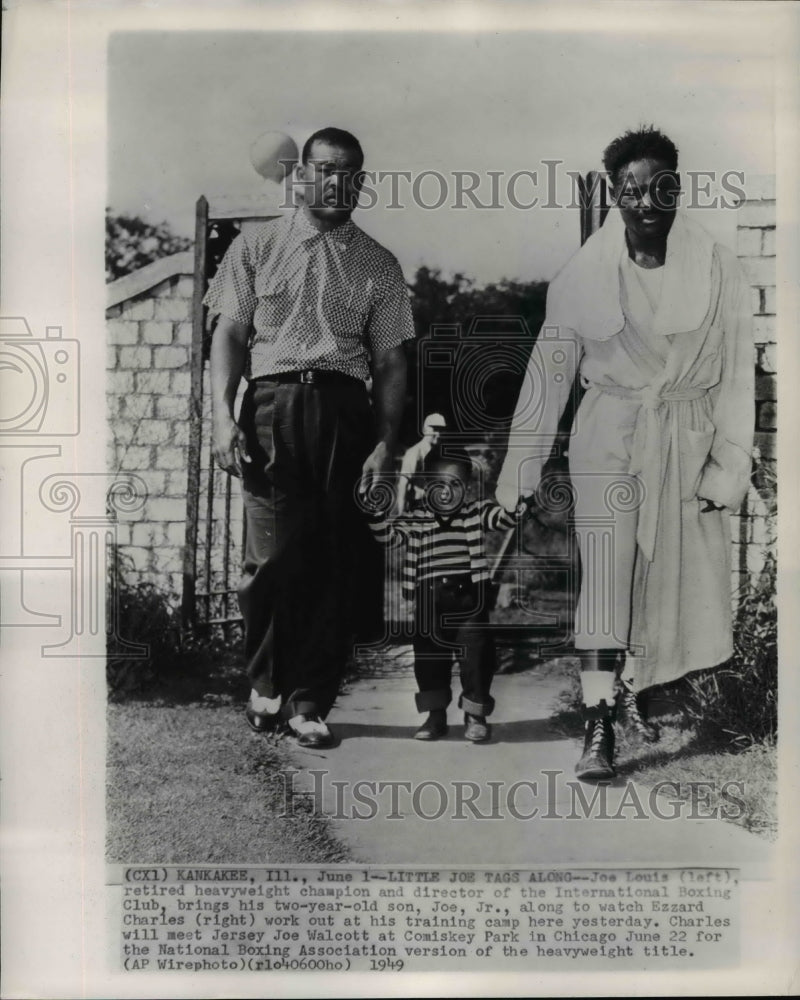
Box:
[423,443,473,480]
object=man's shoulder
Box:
[348,222,403,272]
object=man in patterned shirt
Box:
[204,126,415,749]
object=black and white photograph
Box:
[1,1,798,996]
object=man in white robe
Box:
[497,128,754,779]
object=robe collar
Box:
[549,209,716,341]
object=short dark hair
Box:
[424,444,473,481]
[602,126,679,186]
[302,127,364,168]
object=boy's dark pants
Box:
[238,378,382,720]
[413,575,496,717]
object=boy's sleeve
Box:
[366,514,408,550]
[479,499,521,532]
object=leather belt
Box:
[259,369,361,386]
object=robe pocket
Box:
[679,425,715,501]
[255,279,293,326]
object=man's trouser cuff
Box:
[283,699,321,721]
[459,694,495,718]
[415,689,452,712]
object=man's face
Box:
[611,158,680,244]
[298,140,364,225]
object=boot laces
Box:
[589,718,607,754]
[621,682,653,738]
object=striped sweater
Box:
[368,499,520,599]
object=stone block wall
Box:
[731,175,777,591]
[106,258,195,600]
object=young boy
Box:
[366,445,526,742]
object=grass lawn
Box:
[546,660,778,840]
[106,648,350,864]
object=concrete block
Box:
[736,228,763,257]
[106,303,123,320]
[740,255,776,287]
[154,346,189,370]
[113,523,132,546]
[753,315,776,342]
[166,470,188,497]
[146,497,186,522]
[107,319,140,346]
[120,296,155,321]
[119,345,152,370]
[136,419,173,445]
[763,287,776,315]
[132,522,158,547]
[108,370,135,395]
[155,446,186,470]
[152,545,183,574]
[116,445,152,471]
[135,371,171,395]
[171,372,191,395]
[156,396,190,420]
[171,275,195,299]
[174,321,193,346]
[166,522,187,545]
[759,343,777,374]
[755,373,776,402]
[155,297,190,322]
[743,175,776,200]
[171,421,190,446]
[106,346,117,370]
[761,228,776,256]
[110,421,136,445]
[757,401,777,431]
[142,321,173,345]
[754,431,776,461]
[125,546,153,572]
[123,395,154,420]
[137,470,165,496]
[737,200,776,228]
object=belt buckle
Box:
[299,369,316,384]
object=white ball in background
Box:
[249,132,299,182]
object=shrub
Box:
[685,551,777,747]
[107,577,182,699]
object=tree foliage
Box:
[106,209,193,281]
[401,266,550,449]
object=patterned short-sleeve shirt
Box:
[203,208,416,381]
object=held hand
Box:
[495,480,522,514]
[699,497,725,512]
[212,412,251,478]
[360,440,391,495]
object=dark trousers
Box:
[238,378,381,720]
[412,575,496,717]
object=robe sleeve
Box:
[496,290,582,510]
[696,251,755,510]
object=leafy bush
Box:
[107,578,182,699]
[685,551,777,747]
[107,555,243,702]
[106,208,192,281]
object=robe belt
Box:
[589,382,709,562]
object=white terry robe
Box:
[497,210,754,691]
